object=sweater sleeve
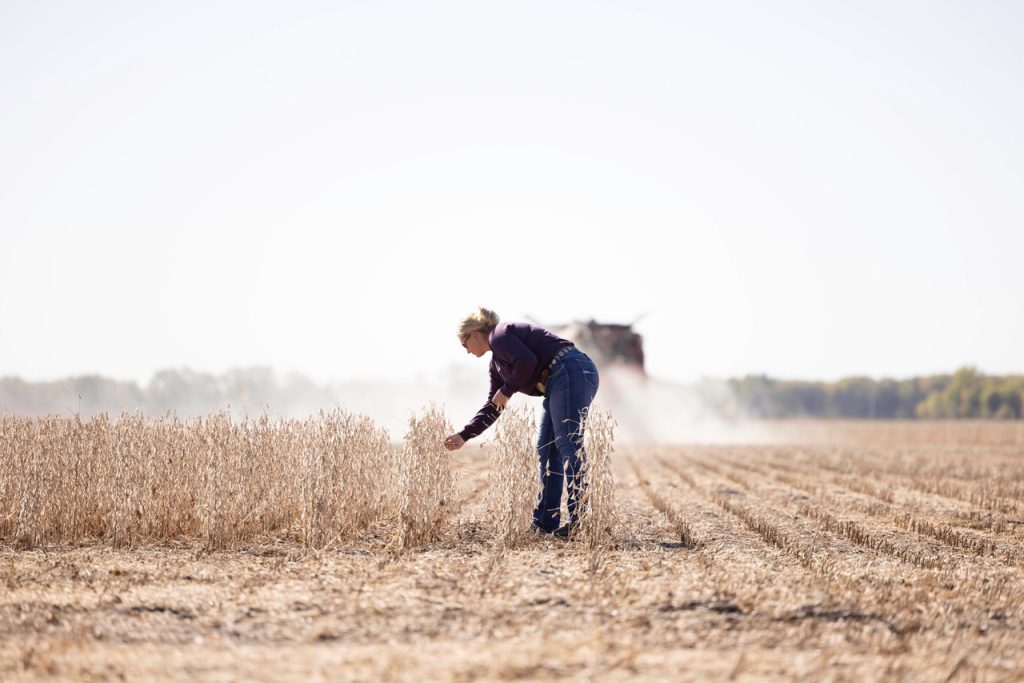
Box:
[490,328,538,397]
[458,362,503,441]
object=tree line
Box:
[0,367,334,418]
[716,367,1024,419]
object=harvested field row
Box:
[708,453,1024,564]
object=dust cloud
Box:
[1,364,776,444]
[398,364,776,445]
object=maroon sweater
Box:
[458,322,573,441]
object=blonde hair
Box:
[457,307,500,338]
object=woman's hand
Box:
[491,389,509,411]
[443,434,465,451]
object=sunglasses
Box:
[460,332,473,350]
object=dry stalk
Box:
[0,409,395,550]
[576,408,618,560]
[487,405,538,549]
[298,410,394,550]
[395,405,456,549]
[630,458,701,549]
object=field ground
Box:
[3,421,1024,681]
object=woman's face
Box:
[461,330,488,358]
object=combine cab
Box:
[537,318,646,376]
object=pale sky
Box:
[2,0,1022,385]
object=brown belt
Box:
[535,346,575,394]
[536,368,550,394]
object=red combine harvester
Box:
[529,317,647,378]
[528,316,665,441]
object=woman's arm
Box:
[455,362,503,442]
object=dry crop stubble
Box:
[394,405,456,549]
[0,410,414,550]
[576,408,619,556]
[486,405,538,549]
[298,410,395,550]
[716,450,1017,563]
[679,445,1024,646]
[0,405,618,553]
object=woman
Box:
[443,307,600,536]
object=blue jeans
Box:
[533,349,600,531]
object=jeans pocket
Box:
[580,360,599,391]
